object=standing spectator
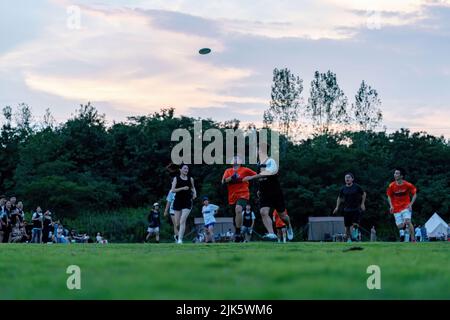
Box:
[0,209,7,243]
[241,204,256,242]
[10,197,17,211]
[16,202,25,222]
[420,225,427,242]
[31,207,43,243]
[0,196,6,212]
[415,225,422,242]
[3,201,12,243]
[370,226,377,242]
[42,211,53,243]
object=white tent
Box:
[424,213,449,238]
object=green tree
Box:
[307,71,349,133]
[352,81,382,131]
[264,68,304,137]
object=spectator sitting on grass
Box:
[56,224,69,244]
[96,232,108,244]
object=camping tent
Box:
[424,213,448,239]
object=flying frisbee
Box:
[199,48,211,55]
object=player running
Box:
[146,203,161,243]
[222,156,256,242]
[273,209,289,243]
[171,164,197,244]
[243,143,293,241]
[201,196,219,243]
[387,168,417,242]
[164,190,179,242]
[333,173,367,242]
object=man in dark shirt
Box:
[146,203,161,243]
[333,173,366,242]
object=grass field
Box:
[0,242,449,300]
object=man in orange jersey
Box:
[387,168,418,242]
[222,155,256,242]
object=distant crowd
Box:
[0,195,107,244]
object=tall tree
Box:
[352,80,383,131]
[307,70,349,133]
[264,68,304,137]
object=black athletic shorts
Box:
[259,186,286,213]
[173,198,193,211]
[343,209,361,227]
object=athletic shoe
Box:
[287,227,294,241]
[262,233,278,241]
[347,238,352,243]
[177,239,183,244]
[174,235,178,242]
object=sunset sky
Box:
[1,0,449,136]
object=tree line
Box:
[1,67,448,240]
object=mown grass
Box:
[0,242,449,300]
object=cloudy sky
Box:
[1,0,449,136]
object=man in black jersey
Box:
[333,173,367,242]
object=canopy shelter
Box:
[424,213,448,239]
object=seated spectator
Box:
[56,224,69,244]
[96,232,108,244]
[10,213,28,243]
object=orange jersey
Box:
[386,181,417,213]
[222,166,256,205]
[273,210,288,228]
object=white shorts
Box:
[147,227,160,234]
[394,209,412,226]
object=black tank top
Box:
[175,175,191,202]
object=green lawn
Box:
[0,242,449,300]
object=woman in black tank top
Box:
[171,164,197,244]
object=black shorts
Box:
[259,187,285,213]
[344,209,361,227]
[173,198,192,211]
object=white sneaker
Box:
[287,227,294,241]
[177,239,183,244]
[263,233,278,240]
